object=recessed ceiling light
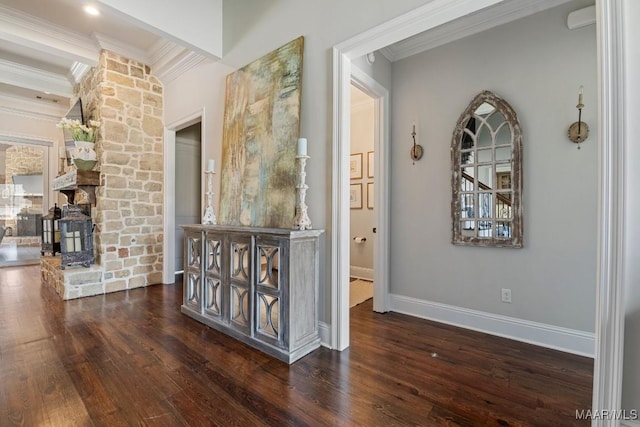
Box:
[83,5,100,16]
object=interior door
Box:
[175,123,201,274]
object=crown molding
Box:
[567,5,596,30]
[0,59,73,98]
[148,39,185,68]
[156,51,209,85]
[0,91,65,120]
[379,0,574,62]
[149,39,210,84]
[92,32,150,65]
[0,4,98,65]
[69,62,91,85]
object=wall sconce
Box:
[410,124,423,164]
[568,86,589,148]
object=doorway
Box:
[349,84,375,308]
[333,0,624,416]
[0,142,49,267]
[174,122,202,277]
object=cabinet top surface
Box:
[181,224,324,238]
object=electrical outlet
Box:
[501,288,512,303]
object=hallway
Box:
[0,266,593,425]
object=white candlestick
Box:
[578,86,584,105]
[297,138,307,156]
[207,159,215,173]
[202,169,217,225]
[293,155,312,230]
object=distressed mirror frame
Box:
[451,90,523,248]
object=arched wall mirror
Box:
[451,90,523,248]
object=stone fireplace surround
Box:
[41,50,165,300]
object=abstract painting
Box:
[219,37,304,228]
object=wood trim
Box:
[592,0,626,420]
[378,0,574,62]
[390,293,595,357]
[331,46,351,351]
[163,108,206,284]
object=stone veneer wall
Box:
[75,50,164,292]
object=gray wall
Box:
[166,0,433,323]
[622,0,640,414]
[390,1,597,332]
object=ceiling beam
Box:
[0,58,73,98]
[0,4,98,66]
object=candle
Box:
[207,159,215,173]
[578,86,584,105]
[59,146,66,159]
[413,124,416,134]
[297,138,307,156]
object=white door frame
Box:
[350,66,390,315]
[331,0,522,352]
[331,0,625,416]
[162,108,206,284]
[591,0,625,420]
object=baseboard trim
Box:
[389,294,595,357]
[318,321,331,348]
[349,266,373,281]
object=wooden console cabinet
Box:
[181,225,323,363]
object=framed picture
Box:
[367,182,374,209]
[350,183,362,209]
[367,151,374,178]
[496,171,511,189]
[350,153,363,179]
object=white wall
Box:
[622,0,640,415]
[165,0,434,323]
[390,2,597,332]
[164,59,233,207]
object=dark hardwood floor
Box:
[0,266,593,426]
